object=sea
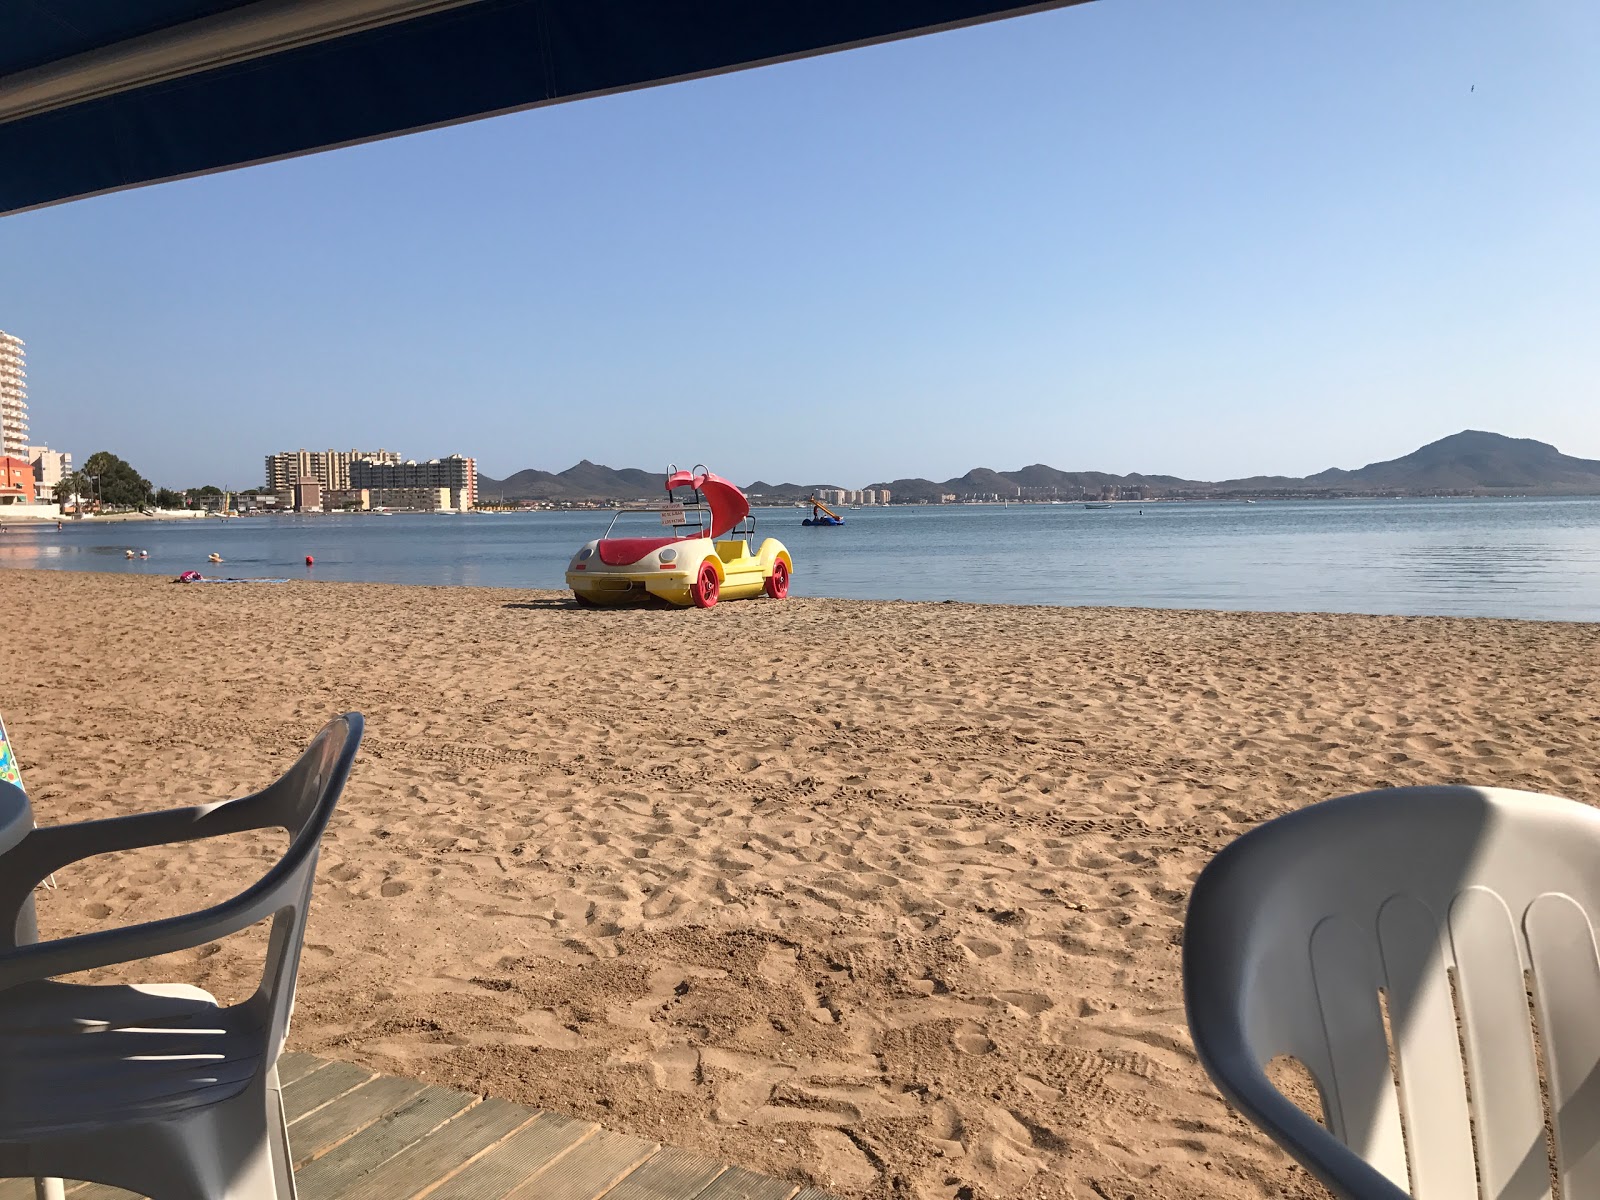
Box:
[4,497,1600,621]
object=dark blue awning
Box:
[1,0,1087,216]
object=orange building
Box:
[0,455,36,505]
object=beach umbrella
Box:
[0,0,1091,217]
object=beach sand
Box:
[5,568,1598,1199]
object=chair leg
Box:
[268,1075,297,1200]
[33,1180,65,1200]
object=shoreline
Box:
[1,564,1596,627]
[7,569,1598,1199]
[0,511,212,523]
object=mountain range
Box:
[476,431,1600,502]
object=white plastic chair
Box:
[1184,784,1600,1200]
[0,714,363,1200]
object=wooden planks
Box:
[293,1086,478,1198]
[420,1111,594,1200]
[605,1146,728,1200]
[290,1074,429,1165]
[502,1125,656,1200]
[0,1055,835,1200]
[335,1097,533,1200]
[284,1060,373,1122]
[693,1166,802,1200]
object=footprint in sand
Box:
[808,1128,879,1192]
[957,936,1004,960]
[993,991,1054,1016]
[952,1023,995,1056]
[379,878,413,898]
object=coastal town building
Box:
[351,455,477,510]
[0,331,28,458]
[27,446,72,492]
[322,488,367,511]
[264,448,403,493]
[292,479,323,512]
[27,446,66,489]
[0,455,36,505]
[364,486,455,511]
[812,486,888,505]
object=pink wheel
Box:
[764,559,790,599]
[691,561,720,608]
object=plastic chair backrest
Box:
[1185,786,1600,1200]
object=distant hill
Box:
[478,432,1600,503]
[1298,431,1600,493]
[478,460,667,501]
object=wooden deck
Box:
[0,1053,838,1200]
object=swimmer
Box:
[125,549,134,559]
[208,552,223,563]
[139,550,149,559]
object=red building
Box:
[0,455,36,505]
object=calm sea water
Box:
[4,498,1600,620]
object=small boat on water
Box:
[802,497,845,526]
[1083,502,1112,510]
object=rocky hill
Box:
[1299,431,1600,493]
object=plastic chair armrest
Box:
[0,880,282,992]
[1205,1051,1411,1200]
[0,797,281,940]
[30,797,278,871]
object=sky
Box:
[3,0,1598,490]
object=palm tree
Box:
[54,471,89,513]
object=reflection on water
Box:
[2,497,1599,620]
[1398,541,1589,591]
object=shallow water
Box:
[4,497,1600,619]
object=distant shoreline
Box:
[0,511,211,524]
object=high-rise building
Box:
[264,448,403,493]
[350,455,477,510]
[0,331,28,458]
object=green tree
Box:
[155,487,185,509]
[81,451,153,510]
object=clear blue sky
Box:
[3,0,1597,490]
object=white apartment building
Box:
[265,447,403,492]
[0,331,28,459]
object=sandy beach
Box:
[4,568,1598,1199]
